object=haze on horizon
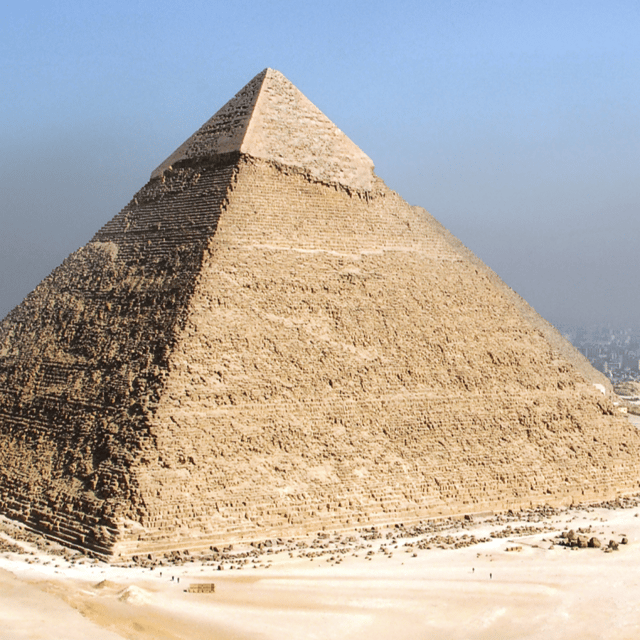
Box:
[1,0,638,329]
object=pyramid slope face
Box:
[0,71,639,558]
[152,69,375,191]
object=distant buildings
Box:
[561,325,640,383]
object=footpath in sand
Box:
[1,498,640,640]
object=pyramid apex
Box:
[152,69,375,190]
[253,67,283,79]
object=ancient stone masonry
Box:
[0,68,639,559]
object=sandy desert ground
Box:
[3,491,640,640]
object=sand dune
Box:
[1,499,640,639]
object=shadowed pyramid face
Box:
[0,69,638,560]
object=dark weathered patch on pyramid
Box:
[0,69,638,559]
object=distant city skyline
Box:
[1,1,638,328]
[562,325,640,385]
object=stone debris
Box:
[0,500,634,572]
[0,69,639,560]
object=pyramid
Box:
[1,68,639,559]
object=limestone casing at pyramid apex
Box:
[151,68,375,191]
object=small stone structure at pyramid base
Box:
[0,69,639,561]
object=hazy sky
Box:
[1,0,638,328]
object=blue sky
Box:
[1,0,639,326]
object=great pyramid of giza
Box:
[1,68,639,559]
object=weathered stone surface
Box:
[0,69,639,559]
